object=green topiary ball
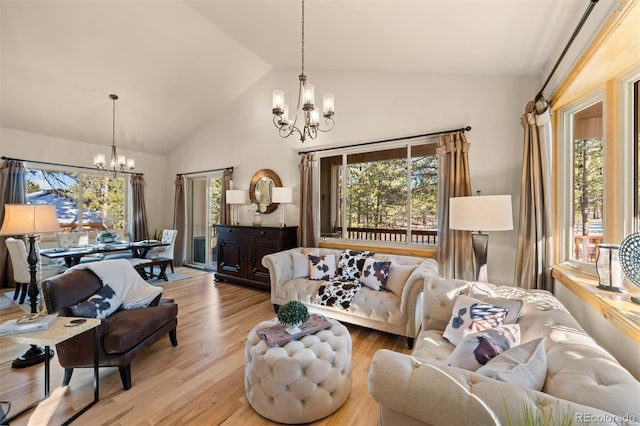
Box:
[277,301,310,327]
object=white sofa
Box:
[262,247,439,348]
[368,276,640,425]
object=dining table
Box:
[40,240,169,268]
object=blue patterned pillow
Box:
[336,249,375,280]
[443,295,511,346]
[70,284,122,319]
[308,254,337,280]
[359,258,391,291]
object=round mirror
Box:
[249,169,282,214]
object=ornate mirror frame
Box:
[249,169,282,214]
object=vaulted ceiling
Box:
[0,0,617,155]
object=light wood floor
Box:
[0,267,411,425]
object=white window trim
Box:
[558,90,605,273]
[619,66,640,235]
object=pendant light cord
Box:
[301,0,305,76]
[112,95,116,148]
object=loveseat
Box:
[262,247,439,348]
[42,260,178,390]
[368,276,640,425]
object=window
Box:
[319,141,438,244]
[571,101,604,263]
[26,167,127,232]
[186,174,223,269]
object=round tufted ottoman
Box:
[244,317,352,424]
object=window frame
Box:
[316,136,439,247]
[25,164,131,236]
[558,91,606,272]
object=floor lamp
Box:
[449,194,513,282]
[0,204,60,368]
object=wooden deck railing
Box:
[334,227,438,244]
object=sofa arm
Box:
[398,258,439,311]
[262,248,295,289]
[368,349,619,426]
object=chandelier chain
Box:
[301,0,305,76]
[112,95,116,148]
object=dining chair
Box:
[148,229,177,272]
[5,237,31,304]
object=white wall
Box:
[0,127,170,234]
[169,69,537,285]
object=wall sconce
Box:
[596,244,624,292]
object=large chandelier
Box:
[272,0,334,143]
[93,94,134,177]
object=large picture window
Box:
[319,141,438,244]
[26,167,128,232]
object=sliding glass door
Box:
[186,174,223,269]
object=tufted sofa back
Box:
[418,276,640,421]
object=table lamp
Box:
[226,190,246,225]
[272,187,292,227]
[0,204,60,368]
[449,194,513,282]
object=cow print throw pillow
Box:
[336,249,375,280]
[308,254,337,280]
[70,284,123,319]
[359,258,392,291]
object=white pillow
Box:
[308,254,337,280]
[443,295,512,346]
[291,251,309,278]
[384,262,417,298]
[447,324,521,371]
[476,337,547,391]
[359,258,391,291]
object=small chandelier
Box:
[93,94,134,177]
[272,0,334,143]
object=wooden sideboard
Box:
[215,224,298,290]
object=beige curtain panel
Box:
[436,132,474,280]
[0,159,26,289]
[515,98,553,291]
[173,175,186,267]
[131,175,149,242]
[299,154,319,247]
[222,169,232,225]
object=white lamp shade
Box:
[272,187,293,204]
[449,195,513,232]
[0,204,60,235]
[226,190,246,205]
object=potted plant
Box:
[96,230,119,244]
[277,301,310,335]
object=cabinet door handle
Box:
[260,231,266,235]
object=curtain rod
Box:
[1,156,143,176]
[176,166,234,177]
[536,0,599,100]
[298,126,471,155]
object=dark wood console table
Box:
[215,225,297,290]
